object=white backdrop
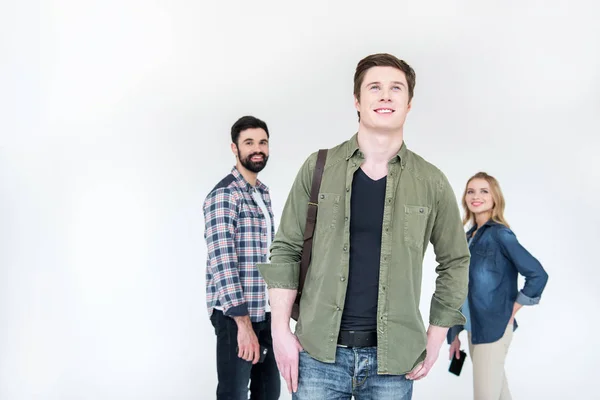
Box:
[1,0,599,399]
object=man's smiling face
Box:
[354,66,412,133]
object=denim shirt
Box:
[447,220,549,345]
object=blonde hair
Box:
[462,172,510,228]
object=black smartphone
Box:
[449,350,467,376]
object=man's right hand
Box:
[233,315,260,364]
[449,336,461,360]
[272,328,303,394]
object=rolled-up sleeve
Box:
[428,173,470,327]
[495,227,548,305]
[257,153,316,289]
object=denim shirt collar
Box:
[466,219,501,239]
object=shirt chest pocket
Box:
[473,247,495,258]
[404,205,430,250]
[472,246,503,275]
[238,206,264,229]
[315,192,341,231]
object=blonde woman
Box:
[447,172,548,400]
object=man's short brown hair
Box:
[353,53,416,120]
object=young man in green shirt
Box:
[257,53,470,399]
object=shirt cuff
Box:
[223,303,249,317]
[429,295,467,327]
[257,262,300,289]
[447,325,464,344]
[516,290,541,306]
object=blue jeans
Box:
[293,346,413,400]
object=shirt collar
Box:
[466,219,500,236]
[345,132,409,165]
[231,166,268,193]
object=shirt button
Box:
[346,187,350,192]
[345,216,348,221]
[336,307,341,311]
[341,277,346,281]
[343,246,348,251]
[387,198,392,203]
[419,208,424,213]
[320,194,325,199]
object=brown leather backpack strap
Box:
[297,149,327,298]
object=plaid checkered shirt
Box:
[203,166,275,322]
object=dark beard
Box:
[238,150,268,173]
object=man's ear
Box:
[354,95,360,112]
[354,95,362,121]
[231,142,238,157]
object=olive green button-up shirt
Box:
[257,134,469,375]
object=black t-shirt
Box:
[340,167,386,332]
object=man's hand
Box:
[272,327,304,394]
[233,315,260,364]
[406,325,449,380]
[449,336,461,360]
[267,288,302,393]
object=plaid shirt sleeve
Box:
[203,188,248,317]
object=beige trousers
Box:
[468,324,513,400]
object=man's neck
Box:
[356,126,404,164]
[236,163,258,187]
